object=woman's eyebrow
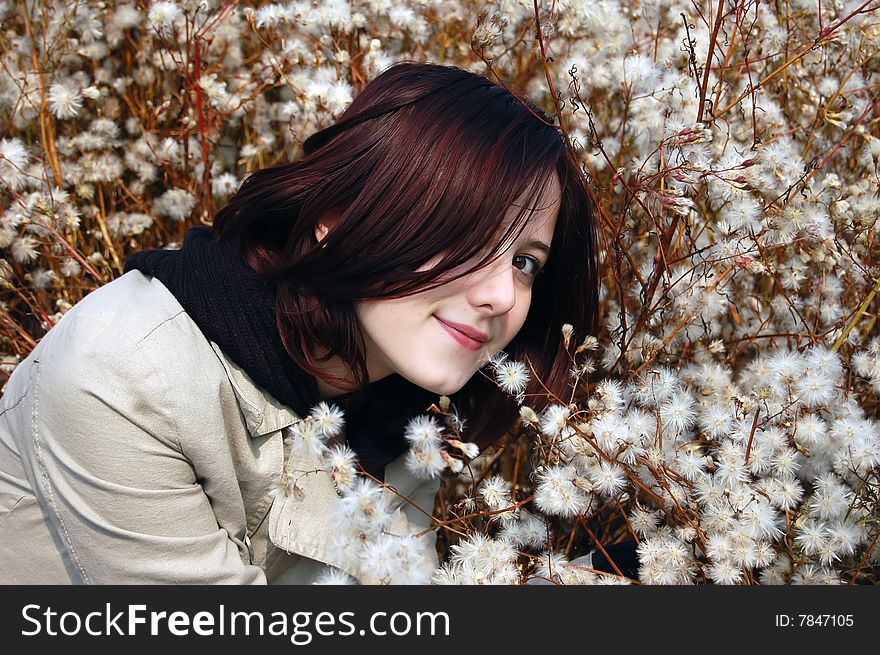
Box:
[522,239,551,256]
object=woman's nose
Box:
[465,257,518,316]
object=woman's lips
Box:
[435,316,482,352]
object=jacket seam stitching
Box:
[31,360,92,583]
[0,387,28,416]
[135,309,187,345]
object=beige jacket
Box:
[0,271,440,584]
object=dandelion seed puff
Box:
[322,444,358,493]
[324,79,354,114]
[313,567,357,585]
[746,442,775,476]
[754,541,776,568]
[826,521,864,557]
[793,414,827,448]
[539,403,571,438]
[31,268,55,290]
[454,440,479,460]
[852,349,878,379]
[59,257,81,278]
[589,411,628,452]
[741,499,784,541]
[629,507,661,537]
[834,427,880,476]
[555,556,599,585]
[499,512,547,549]
[212,172,239,197]
[534,550,569,583]
[478,538,519,580]
[309,401,345,438]
[47,84,82,119]
[147,1,183,36]
[659,537,692,568]
[595,378,626,410]
[793,369,836,407]
[254,4,287,29]
[623,53,660,94]
[404,444,446,480]
[403,415,444,448]
[756,425,788,453]
[675,448,707,481]
[560,323,574,348]
[636,537,665,567]
[616,431,647,466]
[794,520,828,556]
[638,537,695,584]
[479,475,511,512]
[771,447,800,477]
[438,450,463,474]
[334,479,392,533]
[726,484,753,512]
[705,532,734,562]
[699,402,735,440]
[713,452,749,489]
[268,470,297,501]
[450,533,493,571]
[774,475,804,511]
[432,562,466,585]
[729,530,759,567]
[286,420,329,460]
[804,345,843,379]
[362,534,434,585]
[817,540,841,566]
[693,474,727,507]
[152,188,196,221]
[388,4,417,28]
[635,366,681,406]
[675,524,697,544]
[626,408,655,440]
[706,559,743,585]
[491,563,522,585]
[11,237,39,263]
[494,360,530,398]
[659,390,697,434]
[431,562,480,586]
[0,138,30,190]
[810,474,852,521]
[601,341,622,372]
[534,465,587,518]
[589,461,628,497]
[360,534,402,582]
[767,349,804,389]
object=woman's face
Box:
[349,175,562,397]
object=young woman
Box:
[0,62,599,584]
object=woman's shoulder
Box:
[62,270,187,341]
[28,270,220,394]
[41,270,211,353]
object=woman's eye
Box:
[513,254,542,279]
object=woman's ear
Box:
[314,209,344,246]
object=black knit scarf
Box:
[124,226,435,479]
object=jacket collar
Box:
[210,342,302,437]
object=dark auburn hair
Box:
[213,62,599,451]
